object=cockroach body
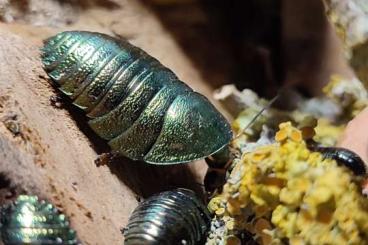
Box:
[0,195,78,245]
[41,31,232,165]
[309,145,367,176]
[123,188,210,245]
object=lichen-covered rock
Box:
[207,122,368,245]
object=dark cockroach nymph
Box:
[309,144,367,176]
[0,195,78,245]
[123,188,210,245]
[41,31,232,165]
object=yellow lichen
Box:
[225,220,235,231]
[215,207,225,217]
[313,118,344,146]
[208,121,368,245]
[208,196,224,214]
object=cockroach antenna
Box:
[233,93,280,140]
[204,93,280,195]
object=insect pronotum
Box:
[41,31,232,165]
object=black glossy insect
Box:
[309,144,367,176]
[41,31,232,165]
[123,188,210,245]
[0,195,78,245]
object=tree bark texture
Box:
[0,1,222,244]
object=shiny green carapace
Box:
[41,31,232,164]
[0,195,78,245]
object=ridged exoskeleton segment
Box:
[41,31,232,165]
[123,188,211,245]
[0,195,78,245]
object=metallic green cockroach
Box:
[41,31,232,165]
[123,188,210,245]
[0,195,78,245]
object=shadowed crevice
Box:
[109,156,205,199]
[139,0,283,98]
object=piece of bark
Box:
[0,28,139,245]
[0,28,207,244]
[0,1,237,243]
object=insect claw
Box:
[49,94,63,108]
[120,227,128,234]
[94,152,118,167]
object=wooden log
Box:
[0,1,236,243]
[0,27,205,244]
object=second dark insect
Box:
[309,144,367,176]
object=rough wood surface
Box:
[0,23,209,245]
[0,1,225,244]
[0,29,139,244]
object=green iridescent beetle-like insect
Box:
[0,195,78,245]
[41,31,232,165]
[123,188,210,245]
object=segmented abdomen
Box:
[123,188,210,245]
[41,31,232,165]
[0,195,78,245]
